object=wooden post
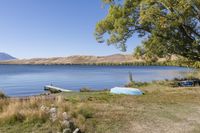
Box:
[129,72,133,82]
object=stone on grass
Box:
[62,120,70,128]
[49,107,57,122]
[50,113,57,122]
[63,112,70,120]
[49,107,57,114]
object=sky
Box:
[0,0,142,59]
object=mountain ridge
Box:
[0,52,16,61]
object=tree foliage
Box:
[95,0,200,61]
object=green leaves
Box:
[96,0,200,61]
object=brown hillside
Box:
[0,54,142,65]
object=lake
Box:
[0,65,193,97]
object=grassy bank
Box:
[0,81,200,133]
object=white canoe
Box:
[110,87,143,95]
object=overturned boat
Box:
[110,87,143,95]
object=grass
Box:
[60,83,200,133]
[0,82,200,133]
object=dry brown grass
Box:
[0,97,48,124]
[0,54,137,65]
[0,95,94,132]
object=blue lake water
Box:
[0,65,193,97]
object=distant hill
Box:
[0,53,16,61]
[0,54,142,65]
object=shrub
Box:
[5,112,26,124]
[78,107,94,119]
[26,111,49,124]
[80,87,92,92]
[125,81,148,88]
[0,92,7,99]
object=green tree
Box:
[95,0,200,61]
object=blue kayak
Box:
[110,87,143,95]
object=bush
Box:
[0,92,7,99]
[125,81,148,88]
[26,111,49,124]
[78,107,94,119]
[6,112,26,124]
[80,88,92,92]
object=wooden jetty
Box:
[44,85,72,93]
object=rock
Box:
[73,128,80,133]
[63,112,70,120]
[49,107,57,122]
[63,128,71,133]
[49,107,57,114]
[62,120,70,128]
[50,113,57,122]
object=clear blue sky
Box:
[0,0,142,59]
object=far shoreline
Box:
[0,62,197,68]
